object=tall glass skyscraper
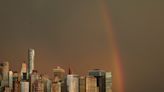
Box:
[28,49,35,78]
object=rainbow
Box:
[98,1,125,92]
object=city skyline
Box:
[0,49,111,77]
[0,49,112,92]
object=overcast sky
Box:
[0,0,164,92]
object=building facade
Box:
[67,75,79,92]
[89,69,106,92]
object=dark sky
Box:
[0,0,164,92]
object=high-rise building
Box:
[30,70,39,92]
[32,75,44,92]
[28,49,35,77]
[46,79,52,92]
[4,86,11,92]
[52,82,61,92]
[0,63,3,77]
[1,62,9,87]
[88,69,106,92]
[42,75,52,92]
[21,72,29,92]
[21,62,27,80]
[105,72,112,92]
[51,75,67,92]
[79,76,85,92]
[52,66,66,92]
[53,66,65,81]
[86,76,97,92]
[61,77,67,92]
[21,81,29,92]
[13,80,20,92]
[67,74,79,92]
[13,71,20,92]
[0,63,3,90]
[8,70,13,90]
[13,71,19,82]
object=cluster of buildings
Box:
[0,49,112,92]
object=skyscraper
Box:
[4,86,11,92]
[53,66,65,82]
[30,70,39,92]
[45,79,52,92]
[88,69,106,92]
[1,62,9,87]
[79,76,85,92]
[21,73,29,92]
[21,81,29,92]
[0,63,3,91]
[66,74,79,92]
[105,72,112,92]
[21,62,27,80]
[52,66,66,92]
[13,71,20,92]
[86,76,97,92]
[52,82,61,92]
[32,75,44,92]
[28,49,35,77]
[8,70,13,90]
[42,75,51,92]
